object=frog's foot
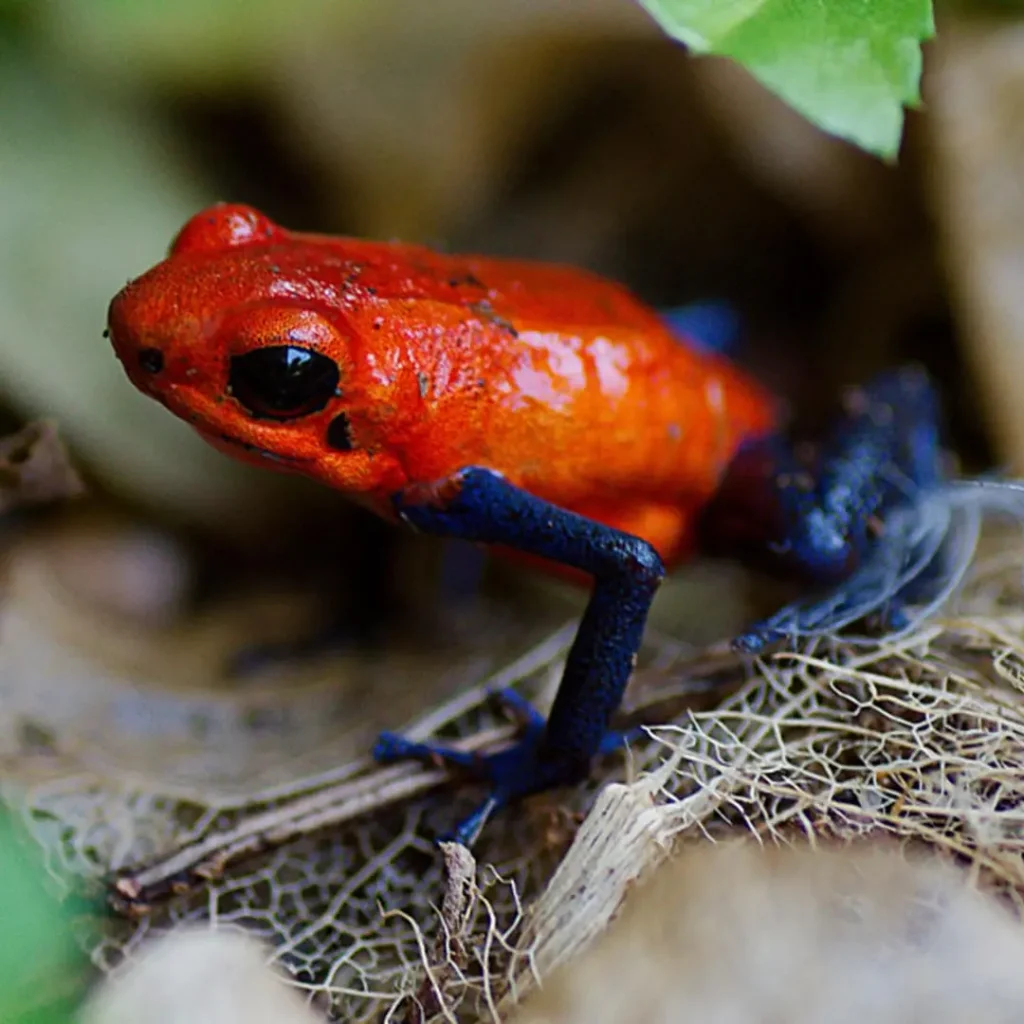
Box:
[373,687,634,845]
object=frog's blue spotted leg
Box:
[701,367,953,652]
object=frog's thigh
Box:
[574,503,691,565]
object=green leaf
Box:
[0,811,87,1023]
[635,0,935,158]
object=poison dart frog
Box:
[107,203,945,843]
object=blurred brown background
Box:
[0,0,1022,768]
[6,6,1024,1015]
[2,0,1013,525]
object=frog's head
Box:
[107,203,402,498]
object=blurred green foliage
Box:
[11,0,368,85]
[0,811,86,1024]
[635,0,935,157]
[0,54,285,530]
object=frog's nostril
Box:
[138,347,165,374]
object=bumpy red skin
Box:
[108,204,778,571]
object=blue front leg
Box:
[373,467,665,844]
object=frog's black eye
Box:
[228,345,339,421]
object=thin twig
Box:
[109,625,582,912]
[110,725,513,913]
[109,627,743,914]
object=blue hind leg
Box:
[700,367,948,652]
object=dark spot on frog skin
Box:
[343,262,366,288]
[449,272,485,290]
[469,299,518,339]
[326,412,354,452]
[417,372,430,399]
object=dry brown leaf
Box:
[0,420,84,513]
[512,841,1024,1024]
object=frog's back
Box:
[291,228,672,334]
[332,243,780,564]
[473,316,777,563]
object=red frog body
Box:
[108,204,776,569]
[108,203,944,844]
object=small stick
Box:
[110,726,513,915]
[109,631,744,915]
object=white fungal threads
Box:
[737,479,1024,649]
